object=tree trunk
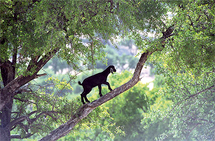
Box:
[0,61,15,141]
[0,128,10,141]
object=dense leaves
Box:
[144,0,215,139]
[0,0,167,140]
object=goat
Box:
[78,65,116,104]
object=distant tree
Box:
[142,0,215,140]
[44,57,69,74]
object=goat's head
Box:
[109,65,116,74]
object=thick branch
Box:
[39,26,174,141]
[9,111,37,129]
[0,48,59,111]
[11,133,33,139]
[9,116,29,129]
[39,51,152,141]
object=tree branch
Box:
[0,48,60,111]
[9,111,59,129]
[185,85,215,100]
[39,25,175,141]
[39,51,152,141]
[12,46,17,66]
[163,85,215,121]
[11,133,33,139]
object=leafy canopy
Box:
[0,0,168,139]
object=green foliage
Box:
[2,0,162,75]
[1,0,215,140]
[106,79,149,140]
[146,3,215,135]
[135,1,215,140]
[13,86,81,139]
[168,0,215,72]
[157,68,215,140]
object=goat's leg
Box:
[81,93,85,104]
[84,95,90,103]
[104,82,112,91]
[81,93,90,104]
[98,85,103,97]
[81,87,91,104]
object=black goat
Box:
[78,65,116,104]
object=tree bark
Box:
[0,61,15,141]
[0,128,10,141]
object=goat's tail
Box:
[78,81,82,85]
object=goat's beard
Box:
[110,68,114,74]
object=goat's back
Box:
[82,72,108,87]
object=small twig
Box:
[185,85,214,101]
